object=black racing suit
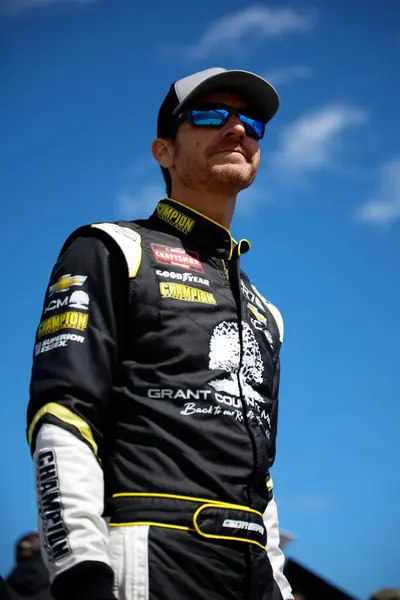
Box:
[27,198,293,600]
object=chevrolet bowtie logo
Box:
[49,274,87,296]
[248,303,267,324]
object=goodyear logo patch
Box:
[160,282,216,305]
[157,203,195,234]
[38,312,88,338]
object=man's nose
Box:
[222,114,246,139]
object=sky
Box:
[0,0,399,598]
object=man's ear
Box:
[151,138,174,168]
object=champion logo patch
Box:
[151,244,204,273]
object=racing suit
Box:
[27,198,293,600]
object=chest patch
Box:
[159,282,217,305]
[151,243,204,273]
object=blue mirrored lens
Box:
[240,115,264,139]
[190,107,264,139]
[191,109,229,126]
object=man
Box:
[27,67,293,600]
[4,532,53,600]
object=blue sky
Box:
[1,0,399,598]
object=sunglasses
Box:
[177,103,266,140]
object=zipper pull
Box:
[223,259,230,280]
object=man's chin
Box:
[209,164,255,192]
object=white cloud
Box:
[264,65,313,87]
[234,183,270,217]
[297,492,336,511]
[116,184,165,220]
[272,105,368,172]
[188,5,316,59]
[0,0,97,15]
[278,491,337,511]
[127,159,158,180]
[357,159,400,225]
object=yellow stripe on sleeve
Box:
[28,402,98,456]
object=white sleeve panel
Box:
[33,424,110,583]
[91,223,142,278]
[264,497,294,600]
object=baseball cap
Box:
[157,67,279,138]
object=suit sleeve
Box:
[27,228,128,600]
[264,305,294,600]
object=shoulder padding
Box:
[91,223,142,278]
[251,286,284,343]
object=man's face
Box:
[170,91,261,195]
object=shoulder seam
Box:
[91,223,142,278]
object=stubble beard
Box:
[178,155,258,196]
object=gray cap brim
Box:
[172,69,279,124]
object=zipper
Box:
[228,247,259,510]
[222,259,230,281]
[210,257,231,286]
